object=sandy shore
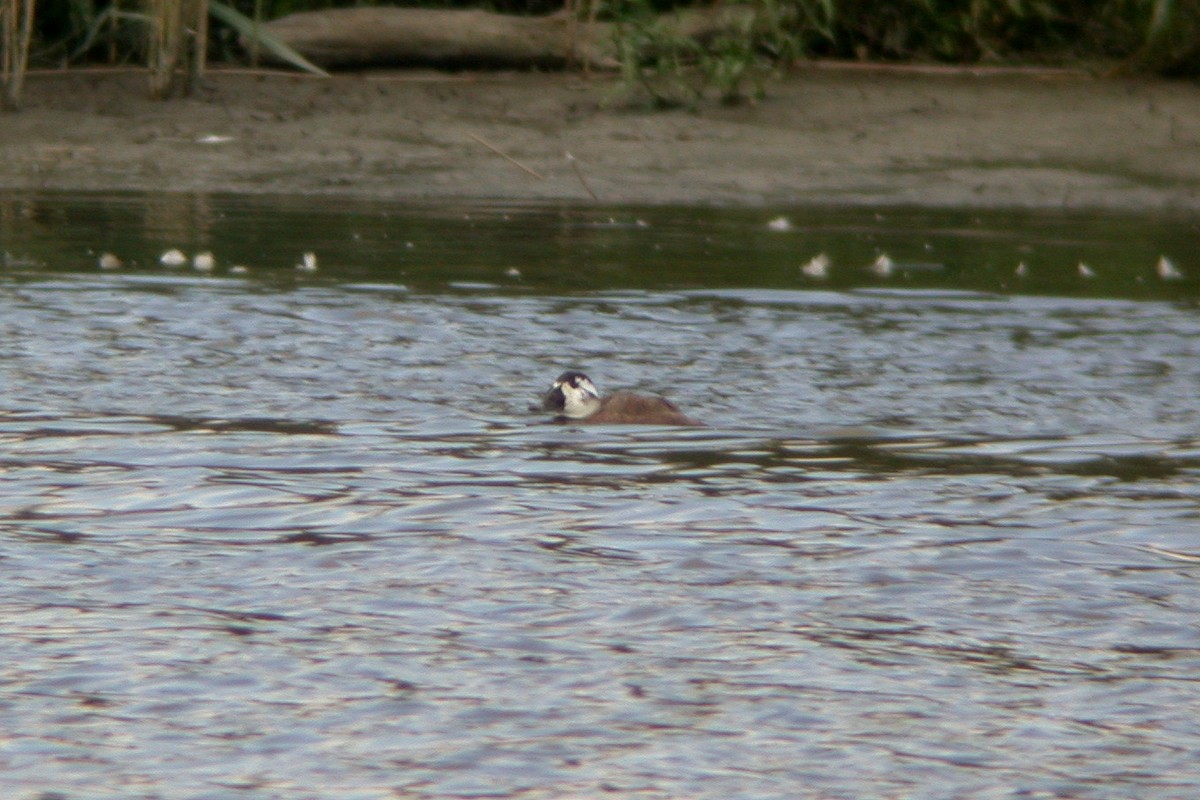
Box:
[3,65,1200,209]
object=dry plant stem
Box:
[468,133,546,180]
[1,0,36,110]
[109,0,120,63]
[248,0,263,67]
[565,0,600,73]
[188,0,208,94]
[564,0,577,69]
[148,0,181,98]
[582,0,599,76]
[567,152,598,200]
[148,0,208,99]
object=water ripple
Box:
[3,198,1200,799]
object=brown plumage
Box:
[541,371,702,426]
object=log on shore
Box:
[260,7,756,69]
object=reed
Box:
[147,0,207,99]
[1,0,36,110]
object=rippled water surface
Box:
[3,194,1200,799]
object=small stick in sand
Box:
[468,133,544,180]
[566,151,598,201]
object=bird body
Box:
[541,371,701,426]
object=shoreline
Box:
[2,66,1199,211]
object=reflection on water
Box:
[2,194,1200,799]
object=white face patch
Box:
[559,376,601,418]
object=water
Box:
[2,193,1200,800]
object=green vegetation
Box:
[609,0,807,107]
[2,0,1197,110]
[608,0,1198,106]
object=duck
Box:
[541,370,702,426]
